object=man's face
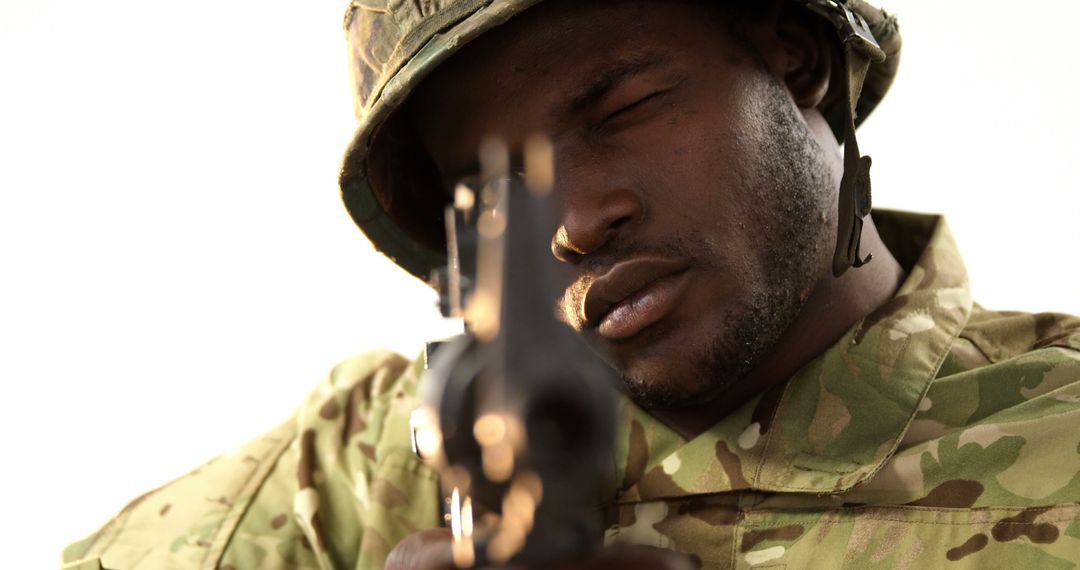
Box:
[412,0,837,411]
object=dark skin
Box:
[395,0,905,567]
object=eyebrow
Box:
[566,52,671,115]
[442,52,672,186]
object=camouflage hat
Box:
[339,0,902,281]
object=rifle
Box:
[411,136,618,568]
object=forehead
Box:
[408,0,730,154]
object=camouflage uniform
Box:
[62,210,1080,568]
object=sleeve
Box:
[59,417,295,570]
[61,350,443,570]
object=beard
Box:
[616,75,834,412]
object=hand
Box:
[385,528,699,570]
[385,528,455,570]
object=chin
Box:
[616,344,719,411]
[613,305,757,412]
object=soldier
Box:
[62,0,1080,569]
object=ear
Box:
[745,1,836,110]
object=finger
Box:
[385,527,456,570]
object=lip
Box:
[583,257,691,341]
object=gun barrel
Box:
[420,165,617,568]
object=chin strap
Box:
[798,0,887,277]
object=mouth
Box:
[583,258,691,341]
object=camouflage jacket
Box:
[62,211,1080,569]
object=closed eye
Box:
[600,90,667,126]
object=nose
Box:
[550,166,644,264]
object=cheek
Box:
[609,106,759,236]
[608,107,775,298]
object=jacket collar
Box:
[613,211,974,502]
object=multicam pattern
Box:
[603,212,1080,568]
[61,352,442,570]
[62,211,1080,569]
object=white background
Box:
[1,1,1078,568]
